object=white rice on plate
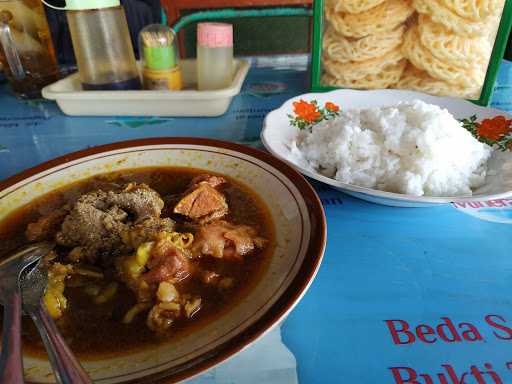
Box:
[290,100,492,196]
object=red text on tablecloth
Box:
[384,315,512,383]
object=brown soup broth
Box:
[0,167,275,359]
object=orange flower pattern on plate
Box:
[325,102,339,112]
[293,100,321,123]
[477,116,512,141]
[289,100,341,130]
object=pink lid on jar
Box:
[197,23,233,48]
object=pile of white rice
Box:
[290,99,492,196]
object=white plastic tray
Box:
[42,59,250,117]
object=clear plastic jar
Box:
[67,5,141,90]
[197,23,233,91]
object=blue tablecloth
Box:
[2,61,512,384]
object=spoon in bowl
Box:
[19,258,92,384]
[0,242,54,384]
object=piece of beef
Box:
[142,238,191,284]
[174,175,228,223]
[191,220,266,260]
[56,183,166,263]
[189,174,226,189]
[26,208,68,242]
[56,190,129,262]
[105,183,163,222]
[225,225,267,255]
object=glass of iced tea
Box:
[0,0,59,99]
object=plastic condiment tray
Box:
[42,59,250,117]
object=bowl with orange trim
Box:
[0,138,325,383]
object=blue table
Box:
[2,61,512,384]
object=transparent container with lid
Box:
[139,23,182,90]
[197,22,233,91]
[42,0,141,90]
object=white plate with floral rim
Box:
[261,89,512,207]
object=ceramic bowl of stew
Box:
[0,138,326,384]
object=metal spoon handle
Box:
[0,291,24,384]
[28,302,91,384]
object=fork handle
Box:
[0,290,24,384]
[29,302,91,384]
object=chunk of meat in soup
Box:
[174,175,228,223]
[191,220,266,260]
[55,183,171,263]
[142,241,191,284]
[106,183,164,221]
[189,175,226,189]
[55,190,128,262]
